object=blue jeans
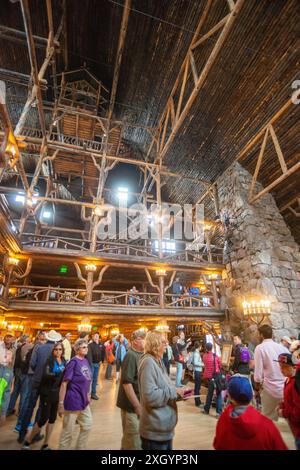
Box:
[105,363,113,379]
[141,437,173,450]
[19,379,42,440]
[7,373,22,415]
[296,438,300,450]
[204,378,223,415]
[7,373,29,417]
[194,371,202,406]
[175,361,183,387]
[16,374,32,426]
[91,363,100,395]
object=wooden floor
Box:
[0,365,296,450]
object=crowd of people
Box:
[0,324,299,451]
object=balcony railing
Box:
[8,285,220,309]
[21,233,224,265]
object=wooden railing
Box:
[21,233,224,265]
[21,128,115,154]
[7,285,220,309]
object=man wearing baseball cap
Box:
[213,376,288,450]
[275,353,300,450]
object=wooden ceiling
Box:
[0,0,299,242]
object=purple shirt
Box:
[63,357,92,411]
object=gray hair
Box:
[131,329,147,341]
[73,339,88,352]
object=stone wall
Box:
[218,162,300,341]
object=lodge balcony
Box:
[4,285,224,319]
[20,233,224,272]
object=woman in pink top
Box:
[202,343,223,416]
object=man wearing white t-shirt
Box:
[254,324,287,421]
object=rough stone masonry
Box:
[218,162,300,341]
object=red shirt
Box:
[203,352,221,379]
[280,374,300,439]
[214,404,288,450]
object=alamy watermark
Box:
[96,203,205,244]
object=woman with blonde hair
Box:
[138,331,185,450]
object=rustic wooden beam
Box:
[107,0,131,122]
[268,124,287,173]
[159,0,245,162]
[248,127,269,202]
[249,160,300,204]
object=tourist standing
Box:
[276,353,300,450]
[87,332,104,400]
[18,330,62,443]
[0,334,15,425]
[202,342,223,416]
[113,334,128,383]
[104,339,115,380]
[280,336,292,352]
[172,277,182,306]
[171,336,184,387]
[254,324,287,421]
[58,339,92,450]
[117,329,146,450]
[162,340,173,375]
[192,341,204,407]
[138,331,185,450]
[213,376,288,450]
[22,343,66,450]
[6,334,30,417]
[62,333,72,362]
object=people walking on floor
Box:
[191,341,204,407]
[58,339,92,450]
[113,334,128,383]
[22,342,66,450]
[6,335,31,418]
[0,334,15,425]
[62,333,72,362]
[162,340,173,375]
[138,331,185,450]
[231,335,251,376]
[253,324,287,421]
[276,353,300,450]
[177,331,192,385]
[171,336,184,387]
[213,376,288,450]
[202,342,223,417]
[117,329,146,450]
[104,339,115,380]
[87,332,104,400]
[18,329,62,443]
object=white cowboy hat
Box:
[45,330,62,342]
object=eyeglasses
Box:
[80,345,88,349]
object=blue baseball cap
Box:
[228,376,253,403]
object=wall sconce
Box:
[156,269,166,276]
[155,321,170,333]
[85,263,97,272]
[77,317,92,332]
[111,328,120,336]
[94,205,104,217]
[242,298,271,325]
[8,257,19,266]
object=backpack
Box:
[239,346,251,364]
